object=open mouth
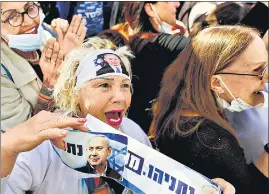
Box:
[24,26,38,34]
[105,110,123,127]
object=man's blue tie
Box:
[116,67,121,73]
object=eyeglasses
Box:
[1,3,40,27]
[215,66,268,80]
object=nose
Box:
[91,149,97,156]
[111,87,125,103]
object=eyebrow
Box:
[122,78,131,83]
[2,2,31,14]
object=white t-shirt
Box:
[2,117,151,194]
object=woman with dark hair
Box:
[100,2,190,133]
[190,2,268,38]
[189,2,251,37]
[150,25,268,194]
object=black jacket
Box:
[75,161,122,180]
[96,63,129,77]
[127,33,190,133]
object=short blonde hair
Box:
[53,37,134,114]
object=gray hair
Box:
[88,134,111,149]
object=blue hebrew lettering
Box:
[77,145,83,156]
[164,173,170,182]
[175,180,188,194]
[169,176,176,192]
[147,164,154,179]
[153,168,164,184]
[165,174,176,191]
[189,186,195,194]
[125,150,144,175]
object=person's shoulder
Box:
[106,165,122,179]
[153,33,190,51]
[194,117,239,149]
[75,165,93,173]
[121,117,152,147]
[121,117,144,134]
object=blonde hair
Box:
[53,36,134,114]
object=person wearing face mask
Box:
[99,2,190,134]
[150,25,268,194]
[2,36,237,194]
[1,2,87,132]
[221,81,268,164]
[219,1,269,164]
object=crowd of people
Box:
[1,1,268,194]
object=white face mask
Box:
[216,76,268,112]
[2,12,45,52]
[150,3,173,34]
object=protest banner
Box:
[54,114,222,194]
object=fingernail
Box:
[61,130,68,135]
[77,118,86,123]
[83,125,89,131]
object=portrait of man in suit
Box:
[95,53,129,76]
[75,135,122,180]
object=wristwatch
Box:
[264,143,269,153]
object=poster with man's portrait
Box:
[94,53,129,76]
[53,131,128,181]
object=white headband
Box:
[74,49,130,89]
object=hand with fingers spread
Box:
[40,38,63,88]
[1,111,88,177]
[51,18,69,35]
[56,14,87,58]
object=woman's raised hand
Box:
[40,38,63,88]
[56,14,87,58]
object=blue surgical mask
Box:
[2,12,45,52]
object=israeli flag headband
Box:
[75,49,130,89]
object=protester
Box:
[190,2,251,37]
[1,111,88,178]
[223,2,269,164]
[177,2,216,34]
[190,2,268,38]
[150,25,268,194]
[1,2,87,131]
[100,2,190,133]
[3,37,151,194]
[189,1,269,163]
